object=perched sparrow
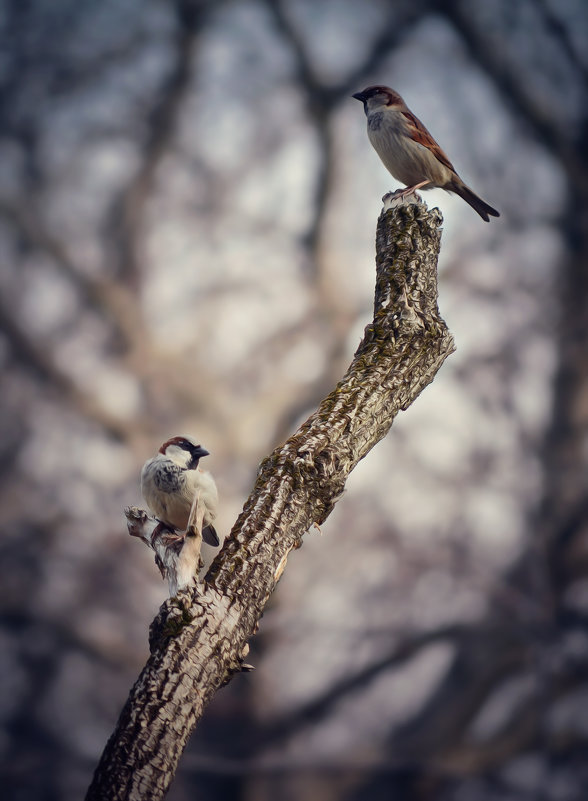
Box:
[141,435,219,546]
[352,85,499,221]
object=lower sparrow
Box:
[141,435,219,546]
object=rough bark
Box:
[86,197,455,801]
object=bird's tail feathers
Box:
[450,181,500,222]
[202,524,219,546]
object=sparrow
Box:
[352,85,499,221]
[140,435,220,546]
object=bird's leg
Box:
[156,524,186,545]
[397,180,430,198]
[382,180,430,204]
[125,506,182,546]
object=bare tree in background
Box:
[1,1,587,800]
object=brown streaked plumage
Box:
[352,85,499,221]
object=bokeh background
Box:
[1,1,588,799]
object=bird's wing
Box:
[401,110,456,172]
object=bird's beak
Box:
[352,92,366,103]
[192,445,209,459]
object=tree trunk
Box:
[86,198,455,801]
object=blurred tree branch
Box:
[85,198,454,801]
[438,0,587,177]
[0,293,140,442]
[534,0,588,86]
[107,0,215,288]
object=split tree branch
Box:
[86,197,455,801]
